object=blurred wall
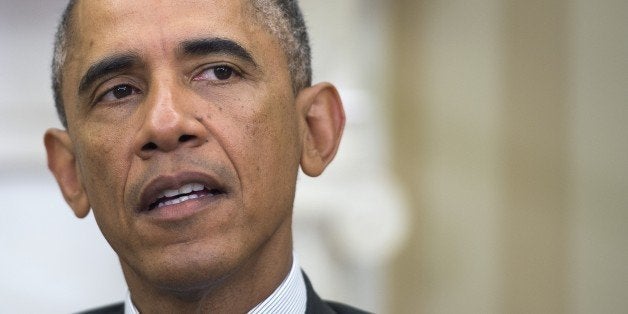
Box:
[388,0,628,313]
[570,1,628,313]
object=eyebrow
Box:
[179,38,257,66]
[78,53,140,96]
[76,39,255,97]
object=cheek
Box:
[213,85,300,173]
[74,124,133,218]
[214,91,301,215]
[74,125,141,253]
[241,110,300,211]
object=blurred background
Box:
[1,0,627,313]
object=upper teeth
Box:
[159,183,205,199]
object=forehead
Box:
[75,0,253,33]
[68,0,275,68]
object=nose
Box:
[133,82,209,159]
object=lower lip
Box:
[139,194,223,222]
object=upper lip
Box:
[137,171,227,212]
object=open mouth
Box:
[144,182,225,212]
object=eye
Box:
[193,65,240,82]
[98,84,141,103]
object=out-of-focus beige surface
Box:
[388,0,628,313]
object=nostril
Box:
[142,142,158,151]
[179,134,195,143]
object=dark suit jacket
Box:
[77,272,371,314]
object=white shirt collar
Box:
[124,291,137,314]
[125,253,307,314]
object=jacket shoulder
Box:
[75,302,124,314]
[303,271,372,314]
[326,300,373,314]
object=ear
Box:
[296,82,346,177]
[44,129,91,218]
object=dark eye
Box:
[193,65,239,82]
[213,66,234,80]
[99,84,140,102]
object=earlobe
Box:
[44,129,91,218]
[297,83,346,177]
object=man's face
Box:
[60,0,302,289]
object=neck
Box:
[121,223,294,313]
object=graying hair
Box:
[51,0,312,128]
[51,0,78,128]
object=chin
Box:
[152,267,231,296]
[124,241,244,295]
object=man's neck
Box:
[121,246,293,313]
[125,253,307,314]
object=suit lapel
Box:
[303,272,336,314]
